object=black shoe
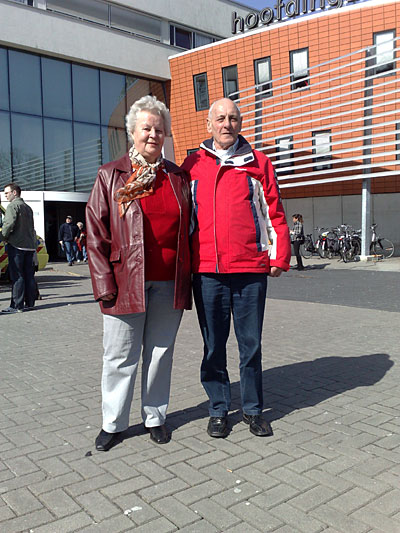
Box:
[68,262,73,266]
[95,429,120,451]
[207,416,229,438]
[146,425,170,444]
[243,414,273,437]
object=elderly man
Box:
[1,183,37,313]
[182,98,291,438]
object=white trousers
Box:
[101,280,183,433]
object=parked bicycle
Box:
[370,223,394,258]
[301,228,327,259]
[338,224,361,263]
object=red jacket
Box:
[86,154,192,315]
[182,136,291,273]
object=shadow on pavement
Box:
[152,352,394,435]
[291,262,331,270]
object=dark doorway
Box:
[44,201,87,261]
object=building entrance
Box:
[44,201,87,262]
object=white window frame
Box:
[254,57,272,99]
[313,130,332,171]
[193,72,209,112]
[374,30,396,75]
[290,48,309,90]
[222,65,238,100]
[276,136,293,170]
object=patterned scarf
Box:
[114,146,163,218]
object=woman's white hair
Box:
[126,95,171,141]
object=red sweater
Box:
[140,169,180,281]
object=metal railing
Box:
[231,36,400,191]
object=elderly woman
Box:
[86,95,191,451]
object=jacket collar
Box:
[114,153,185,176]
[114,153,132,173]
[200,135,255,166]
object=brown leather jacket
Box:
[86,153,192,315]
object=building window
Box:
[110,6,162,40]
[222,65,238,100]
[396,123,400,161]
[374,30,396,75]
[313,130,331,170]
[0,45,167,193]
[173,26,191,49]
[275,136,293,169]
[193,73,209,111]
[254,57,272,99]
[170,25,217,50]
[290,48,309,90]
[47,0,109,26]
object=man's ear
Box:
[206,118,212,134]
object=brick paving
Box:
[0,258,399,532]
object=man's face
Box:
[207,98,242,151]
[66,217,72,223]
[4,187,16,202]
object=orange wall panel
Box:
[169,2,400,198]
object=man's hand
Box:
[269,267,284,278]
[100,293,117,301]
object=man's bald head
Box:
[207,98,242,150]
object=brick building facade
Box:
[169,0,400,246]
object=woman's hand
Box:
[100,293,117,301]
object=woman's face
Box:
[132,110,165,163]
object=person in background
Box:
[290,213,305,271]
[86,95,191,451]
[76,222,88,262]
[58,215,79,266]
[182,98,291,439]
[1,183,37,313]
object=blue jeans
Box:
[79,245,88,261]
[7,244,36,310]
[64,241,78,263]
[193,273,268,417]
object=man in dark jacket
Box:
[182,98,291,439]
[58,215,79,266]
[1,183,37,313]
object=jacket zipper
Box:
[213,164,223,273]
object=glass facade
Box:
[0,46,167,192]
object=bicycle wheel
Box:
[318,241,327,258]
[341,247,351,263]
[352,239,361,257]
[301,243,312,259]
[376,238,395,259]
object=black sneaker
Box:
[243,414,273,437]
[1,306,23,314]
[207,416,229,438]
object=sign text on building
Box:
[232,0,361,34]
